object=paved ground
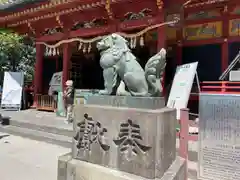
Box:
[0,133,70,180]
[0,109,72,130]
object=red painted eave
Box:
[0,0,101,24]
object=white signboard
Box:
[1,72,24,110]
[48,71,62,95]
[167,62,198,119]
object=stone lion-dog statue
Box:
[96,33,166,97]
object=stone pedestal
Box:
[86,95,165,109]
[57,96,186,180]
[58,153,186,180]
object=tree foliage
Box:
[0,30,36,84]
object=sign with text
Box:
[167,62,198,119]
[229,19,240,36]
[1,72,24,110]
[199,94,240,180]
[183,22,222,40]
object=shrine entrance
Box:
[36,37,159,111]
[182,44,222,81]
[68,41,157,90]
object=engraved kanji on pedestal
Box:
[74,113,110,155]
[114,119,151,160]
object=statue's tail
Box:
[144,48,166,96]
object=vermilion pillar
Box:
[176,23,183,65]
[157,16,166,50]
[33,44,44,107]
[221,40,229,72]
[176,42,183,65]
[62,43,71,90]
[221,8,229,72]
[157,11,166,95]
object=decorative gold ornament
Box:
[27,22,35,35]
[156,0,163,10]
[56,16,63,28]
[1,0,104,23]
[105,0,113,19]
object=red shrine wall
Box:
[166,2,240,83]
[4,1,240,98]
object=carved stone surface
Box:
[72,104,176,179]
[96,33,166,97]
[57,153,186,180]
[86,95,165,109]
[199,94,240,180]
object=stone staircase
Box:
[0,109,72,148]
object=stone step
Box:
[0,125,72,148]
[8,118,73,137]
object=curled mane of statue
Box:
[97,33,166,97]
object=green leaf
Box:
[0,30,36,83]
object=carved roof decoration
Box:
[230,6,240,15]
[156,0,163,10]
[71,18,108,31]
[184,0,227,8]
[185,9,221,20]
[122,9,153,22]
[0,0,46,11]
[0,0,106,23]
[166,13,181,28]
[42,26,63,36]
[7,1,106,27]
[2,0,163,36]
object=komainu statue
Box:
[97,33,166,97]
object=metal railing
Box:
[201,81,240,94]
[36,94,57,111]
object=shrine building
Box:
[0,0,239,111]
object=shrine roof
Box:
[183,0,227,8]
[0,0,47,11]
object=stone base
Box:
[73,105,176,179]
[57,153,187,180]
[86,95,165,109]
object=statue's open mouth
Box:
[97,42,109,51]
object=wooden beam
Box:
[182,38,224,46]
[69,24,116,38]
[36,32,66,42]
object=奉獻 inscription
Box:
[74,113,110,154]
[114,119,151,160]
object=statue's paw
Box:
[116,88,129,96]
[116,90,124,96]
[99,90,110,95]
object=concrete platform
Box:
[0,109,72,148]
